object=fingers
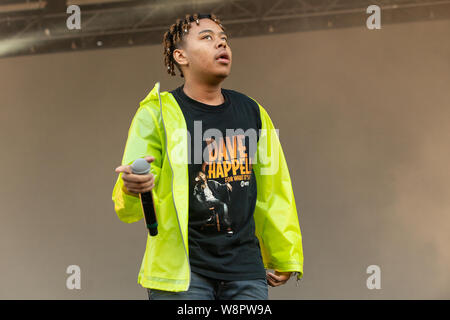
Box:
[268,272,284,282]
[126,181,155,194]
[266,274,280,287]
[145,156,155,163]
[121,172,154,184]
[114,157,156,196]
[122,174,154,194]
[123,179,154,191]
[115,162,155,194]
[115,165,132,174]
[266,272,288,287]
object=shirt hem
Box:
[190,265,266,281]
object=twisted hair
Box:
[163,13,225,78]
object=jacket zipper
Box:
[157,82,191,290]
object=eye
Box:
[202,35,228,41]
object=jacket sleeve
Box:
[251,101,304,281]
[111,102,163,224]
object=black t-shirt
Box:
[170,84,266,281]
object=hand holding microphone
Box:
[115,156,158,236]
[115,156,155,195]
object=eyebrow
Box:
[198,29,228,37]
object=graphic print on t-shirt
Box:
[190,134,254,237]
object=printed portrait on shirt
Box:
[189,135,254,236]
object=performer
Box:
[112,13,304,300]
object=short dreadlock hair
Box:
[163,13,225,78]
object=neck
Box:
[183,79,224,106]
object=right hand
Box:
[115,156,155,196]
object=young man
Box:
[112,13,304,300]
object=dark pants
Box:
[147,271,268,300]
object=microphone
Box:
[131,158,158,236]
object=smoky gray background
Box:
[1,18,449,299]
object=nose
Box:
[217,38,227,49]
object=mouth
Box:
[216,52,230,64]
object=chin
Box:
[201,67,231,81]
[216,70,231,79]
[217,73,229,79]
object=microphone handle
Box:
[140,191,158,236]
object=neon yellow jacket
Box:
[112,82,304,292]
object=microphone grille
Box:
[131,158,151,175]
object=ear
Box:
[173,48,188,67]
